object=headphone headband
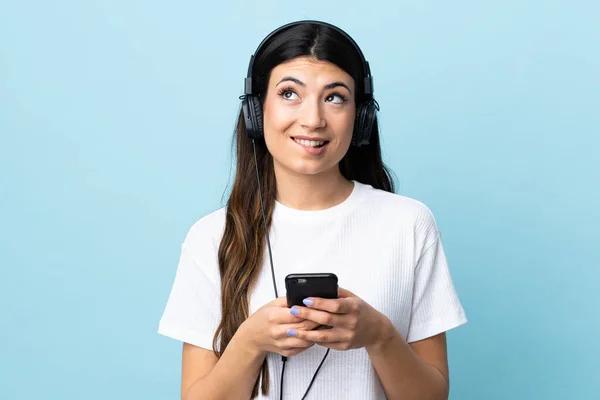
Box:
[244,20,373,97]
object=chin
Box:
[286,161,338,177]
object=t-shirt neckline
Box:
[273,180,366,222]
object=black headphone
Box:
[241,20,379,147]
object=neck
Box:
[273,164,354,210]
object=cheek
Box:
[333,112,356,145]
[263,100,292,134]
[262,102,295,155]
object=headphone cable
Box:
[251,138,329,400]
[300,348,330,400]
[252,138,288,399]
[252,138,278,299]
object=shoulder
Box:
[176,207,227,284]
[358,182,437,225]
[182,207,227,254]
[356,182,440,246]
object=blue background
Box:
[1,1,598,399]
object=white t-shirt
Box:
[158,180,467,399]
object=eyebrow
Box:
[276,76,353,94]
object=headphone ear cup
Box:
[251,96,264,137]
[242,95,264,139]
[352,100,378,147]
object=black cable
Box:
[252,138,278,299]
[301,349,330,400]
[280,357,287,400]
[280,349,329,400]
[252,138,329,399]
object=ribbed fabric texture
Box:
[158,181,467,399]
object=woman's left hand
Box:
[287,287,393,351]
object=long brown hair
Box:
[212,22,395,397]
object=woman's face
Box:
[262,56,356,179]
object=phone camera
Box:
[291,278,298,284]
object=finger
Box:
[280,344,315,357]
[303,297,356,314]
[277,320,320,338]
[290,306,342,327]
[317,341,352,351]
[293,320,321,331]
[289,327,350,344]
[338,287,356,298]
[272,296,288,306]
[313,324,331,330]
[268,307,307,325]
[276,336,315,350]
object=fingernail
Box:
[303,298,313,306]
[287,329,297,336]
[290,306,299,315]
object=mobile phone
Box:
[285,273,338,308]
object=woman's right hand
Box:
[241,296,320,358]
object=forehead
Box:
[269,56,354,88]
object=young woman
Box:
[159,20,467,400]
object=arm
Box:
[367,210,464,399]
[365,318,449,400]
[289,288,455,400]
[160,231,317,398]
[180,296,319,400]
[182,321,267,400]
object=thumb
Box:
[272,296,288,307]
[338,287,356,298]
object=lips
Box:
[292,137,327,148]
[291,137,330,156]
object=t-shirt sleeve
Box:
[406,208,467,343]
[157,221,222,350]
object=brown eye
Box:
[326,93,347,104]
[279,89,299,100]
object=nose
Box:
[298,97,326,130]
